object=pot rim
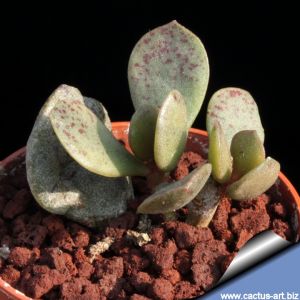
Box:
[0,121,299,300]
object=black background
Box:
[1,3,299,190]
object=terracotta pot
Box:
[0,122,299,300]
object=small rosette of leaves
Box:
[128,20,209,128]
[207,87,280,199]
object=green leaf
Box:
[128,20,209,128]
[26,85,133,226]
[231,130,265,179]
[49,90,149,177]
[154,90,188,172]
[137,163,212,214]
[226,157,280,200]
[207,88,264,147]
[208,121,232,183]
[129,104,158,161]
[187,178,221,227]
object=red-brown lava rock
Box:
[0,152,296,299]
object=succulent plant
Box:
[186,87,281,227]
[26,22,281,230]
[26,85,133,227]
[26,21,213,227]
[207,87,280,196]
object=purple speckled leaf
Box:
[207,88,264,147]
[128,20,209,128]
[26,85,133,227]
[50,92,149,177]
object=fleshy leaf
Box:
[154,90,188,172]
[49,91,149,177]
[129,104,158,161]
[137,163,212,214]
[207,88,264,147]
[187,178,221,227]
[226,157,280,200]
[128,20,209,128]
[208,121,232,183]
[26,84,133,227]
[231,130,265,179]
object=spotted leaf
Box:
[128,20,209,128]
[50,91,149,177]
[26,85,133,226]
[207,88,264,147]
